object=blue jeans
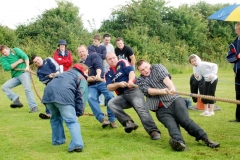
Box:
[1,72,37,109]
[98,94,104,105]
[43,103,51,114]
[45,107,51,114]
[46,102,84,151]
[88,82,116,123]
[108,88,160,135]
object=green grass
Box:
[0,69,239,160]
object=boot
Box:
[203,138,220,148]
[10,97,23,108]
[169,139,188,151]
[101,118,110,128]
[124,120,138,133]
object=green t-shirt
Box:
[1,48,29,78]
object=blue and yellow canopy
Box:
[208,4,240,22]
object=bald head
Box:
[106,52,118,67]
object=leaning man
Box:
[0,45,38,113]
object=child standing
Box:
[189,54,218,116]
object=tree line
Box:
[0,0,237,71]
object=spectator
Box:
[190,74,204,103]
[100,33,114,73]
[189,54,218,116]
[88,34,108,106]
[88,34,107,60]
[226,22,240,122]
[53,39,73,71]
[115,37,136,67]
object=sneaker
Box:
[68,147,83,153]
[203,138,220,148]
[205,112,215,117]
[39,113,51,119]
[29,106,39,113]
[124,120,138,133]
[101,118,110,128]
[150,131,161,140]
[110,121,118,128]
[10,97,23,108]
[169,139,187,151]
[200,111,209,116]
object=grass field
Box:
[0,69,239,160]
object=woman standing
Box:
[53,39,73,71]
[189,54,218,116]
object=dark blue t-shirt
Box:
[105,59,136,95]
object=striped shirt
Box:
[137,64,179,110]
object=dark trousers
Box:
[190,74,204,103]
[156,98,207,143]
[235,75,240,120]
[202,79,218,104]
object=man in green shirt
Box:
[0,45,38,113]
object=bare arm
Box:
[25,59,30,71]
[129,54,136,66]
[95,68,101,80]
[147,76,176,96]
[127,71,136,87]
[11,59,24,69]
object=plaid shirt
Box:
[137,64,179,110]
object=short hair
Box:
[235,22,240,29]
[77,44,88,50]
[188,54,197,63]
[116,37,123,42]
[30,55,40,65]
[93,34,101,41]
[0,45,8,52]
[103,33,111,39]
[79,63,90,75]
[136,59,148,69]
[0,45,16,54]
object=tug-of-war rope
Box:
[16,68,99,116]
[18,69,240,116]
[130,84,240,104]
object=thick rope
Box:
[14,68,36,75]
[14,68,105,116]
[29,73,43,101]
[14,68,42,100]
[173,91,240,105]
[130,84,240,104]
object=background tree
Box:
[0,0,237,74]
[15,0,92,62]
[0,25,18,47]
[99,0,236,66]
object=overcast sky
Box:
[0,0,238,31]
